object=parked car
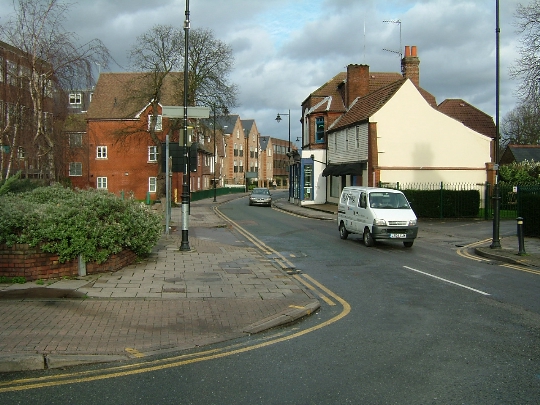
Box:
[249,188,272,207]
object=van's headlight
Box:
[373,219,387,226]
[409,219,417,226]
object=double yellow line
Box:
[457,238,540,276]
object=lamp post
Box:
[275,110,291,153]
[180,0,191,251]
[491,0,501,249]
[213,108,217,202]
[275,110,291,201]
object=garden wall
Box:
[0,243,137,281]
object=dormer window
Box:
[69,93,82,105]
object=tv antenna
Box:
[382,19,402,59]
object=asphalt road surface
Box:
[1,194,539,404]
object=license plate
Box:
[390,233,406,238]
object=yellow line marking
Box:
[294,274,335,306]
[289,305,305,309]
[125,348,144,358]
[214,206,297,270]
[457,239,540,276]
[0,274,350,393]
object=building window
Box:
[149,177,157,193]
[69,133,83,147]
[315,117,325,144]
[234,161,238,173]
[96,146,107,159]
[69,162,82,176]
[69,93,82,105]
[303,164,313,200]
[148,146,158,162]
[97,177,107,189]
[234,143,238,156]
[17,147,25,159]
[355,126,360,149]
[239,144,244,157]
[147,114,163,131]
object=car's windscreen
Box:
[253,189,269,195]
[368,192,410,209]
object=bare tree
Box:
[127,25,238,196]
[0,0,110,181]
[501,100,540,148]
[511,0,540,105]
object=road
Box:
[1,193,539,404]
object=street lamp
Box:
[213,108,217,202]
[275,110,291,153]
[276,110,291,201]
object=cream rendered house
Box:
[302,46,495,205]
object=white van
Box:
[337,187,418,248]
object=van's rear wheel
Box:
[403,241,414,248]
[363,228,375,247]
[339,223,349,240]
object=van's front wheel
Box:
[339,223,349,240]
[363,228,375,247]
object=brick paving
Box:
[0,195,319,370]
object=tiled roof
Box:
[437,99,496,139]
[329,79,407,131]
[87,72,184,119]
[500,145,540,164]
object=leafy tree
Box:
[0,0,110,181]
[499,160,540,184]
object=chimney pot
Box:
[404,45,411,57]
[411,46,417,57]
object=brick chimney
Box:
[401,45,420,87]
[346,64,370,107]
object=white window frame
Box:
[149,177,157,193]
[147,114,163,132]
[148,146,158,162]
[69,162,82,176]
[96,146,107,159]
[69,93,82,105]
[97,177,107,189]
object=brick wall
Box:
[0,243,137,281]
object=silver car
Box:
[248,188,272,207]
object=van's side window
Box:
[359,193,367,208]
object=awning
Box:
[322,162,367,177]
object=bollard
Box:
[516,217,526,256]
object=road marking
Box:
[125,348,144,358]
[501,263,540,275]
[0,274,351,393]
[403,266,490,296]
[293,274,336,306]
[214,206,297,270]
[456,239,540,276]
[456,239,492,262]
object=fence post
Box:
[484,182,490,220]
[517,217,526,255]
[440,182,444,218]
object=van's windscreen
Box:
[368,193,410,209]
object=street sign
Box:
[162,106,210,118]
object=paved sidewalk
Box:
[0,194,319,372]
[1,194,539,373]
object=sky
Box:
[0,0,527,145]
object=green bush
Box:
[0,185,162,263]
